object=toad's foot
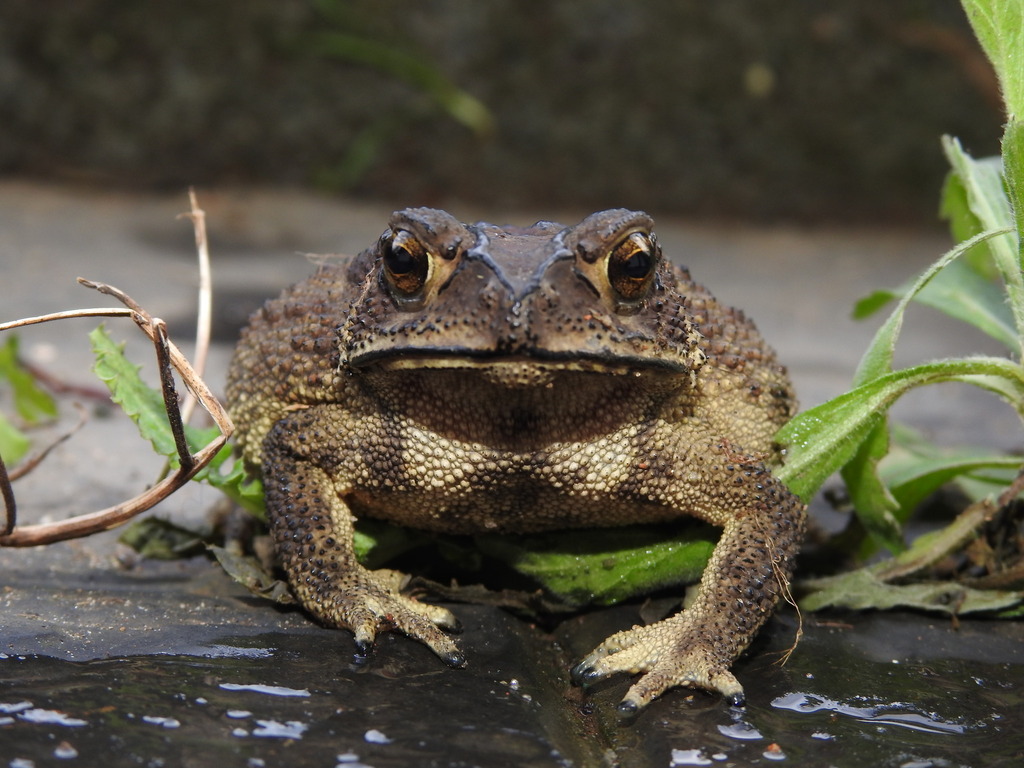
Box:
[319,566,466,667]
[571,619,745,714]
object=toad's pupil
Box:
[386,244,417,275]
[621,248,653,279]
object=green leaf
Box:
[1002,119,1024,264]
[854,260,1016,350]
[351,518,428,569]
[882,425,1020,513]
[940,166,1001,278]
[914,256,1017,349]
[209,545,295,605]
[0,411,30,465]
[840,421,904,554]
[961,0,1024,120]
[853,226,1011,386]
[777,356,1024,501]
[89,325,266,517]
[307,32,493,136]
[0,336,57,425]
[118,517,206,559]
[851,289,899,321]
[90,326,178,458]
[942,137,1024,347]
[800,567,1024,615]
[477,523,716,607]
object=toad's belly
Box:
[347,477,683,535]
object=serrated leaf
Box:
[90,326,178,458]
[90,325,266,518]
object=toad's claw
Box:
[572,622,745,711]
[327,567,466,668]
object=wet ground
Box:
[1,182,1022,767]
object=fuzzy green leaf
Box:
[853,226,1011,386]
[1002,119,1024,265]
[882,425,1020,513]
[915,257,1017,349]
[942,137,1024,348]
[853,259,1016,350]
[777,356,1024,501]
[840,421,904,554]
[940,167,1000,277]
[961,0,1024,120]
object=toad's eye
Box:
[384,230,430,295]
[607,231,657,301]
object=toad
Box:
[226,207,805,712]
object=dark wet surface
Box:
[2,550,1022,767]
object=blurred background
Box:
[0,0,1004,224]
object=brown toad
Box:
[226,207,805,712]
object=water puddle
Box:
[771,691,970,735]
[0,633,571,767]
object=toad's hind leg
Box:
[572,459,805,713]
[262,414,465,666]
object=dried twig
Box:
[7,402,89,482]
[177,188,212,426]
[0,453,14,538]
[0,281,233,547]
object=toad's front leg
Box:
[572,446,805,713]
[261,412,465,666]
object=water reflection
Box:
[772,691,970,735]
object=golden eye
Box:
[383,230,430,295]
[607,231,656,301]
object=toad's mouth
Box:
[350,348,689,376]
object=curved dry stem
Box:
[0,453,14,537]
[0,280,234,547]
[0,435,227,547]
[177,188,212,426]
[7,402,89,483]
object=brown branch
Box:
[7,402,89,482]
[0,435,226,546]
[0,275,235,547]
[177,189,212,426]
[0,453,14,537]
